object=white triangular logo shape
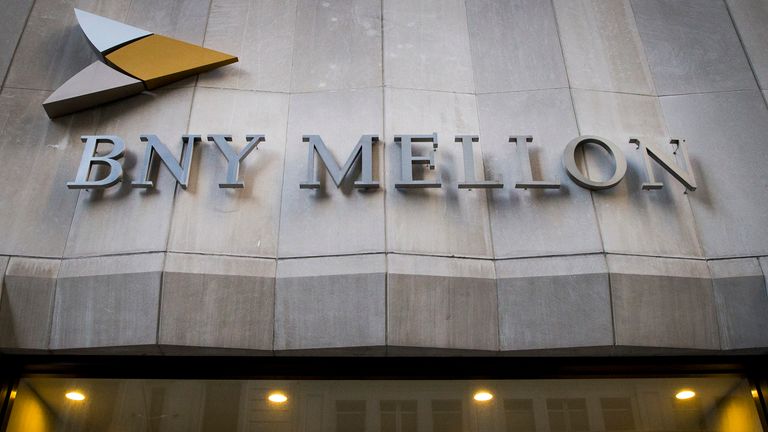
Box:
[74,8,152,54]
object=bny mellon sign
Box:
[67,133,697,194]
[52,9,697,197]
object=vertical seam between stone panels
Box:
[163,0,213,255]
[462,0,500,353]
[760,257,768,298]
[551,0,615,346]
[154,0,214,352]
[627,0,707,260]
[624,0,658,97]
[551,0,606,255]
[157,253,168,349]
[271,0,301,355]
[46,258,62,352]
[705,259,724,350]
[654,95,707,259]
[462,0,495,260]
[380,0,389,355]
[722,0,766,105]
[0,0,35,92]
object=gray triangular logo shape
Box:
[43,61,145,118]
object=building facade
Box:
[1,0,768,430]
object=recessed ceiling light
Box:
[675,390,695,400]
[65,391,86,401]
[268,392,288,403]
[473,391,493,402]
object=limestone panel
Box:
[387,255,498,352]
[761,257,768,289]
[197,0,296,91]
[496,255,612,351]
[0,0,33,86]
[477,89,602,258]
[278,88,384,257]
[572,89,703,258]
[0,258,59,352]
[124,0,210,46]
[385,88,492,257]
[553,0,655,95]
[0,257,7,284]
[383,0,474,93]
[50,253,163,350]
[465,0,567,93]
[0,89,95,257]
[64,87,195,257]
[660,90,768,258]
[631,0,756,95]
[709,258,768,350]
[726,0,768,89]
[274,255,386,351]
[290,0,381,92]
[4,0,125,91]
[169,88,288,257]
[159,253,275,351]
[609,255,719,350]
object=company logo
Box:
[42,9,238,118]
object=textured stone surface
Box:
[387,255,498,351]
[198,0,296,91]
[496,255,612,351]
[5,0,122,91]
[609,255,719,350]
[0,0,33,87]
[1,0,768,360]
[572,89,703,258]
[760,257,768,289]
[0,258,59,351]
[0,89,94,257]
[275,255,386,351]
[553,0,654,95]
[631,0,756,95]
[169,88,288,257]
[124,0,211,46]
[50,254,163,350]
[160,253,275,351]
[478,89,602,258]
[290,0,381,92]
[726,0,768,89]
[64,87,195,257]
[278,88,384,257]
[384,0,474,93]
[466,0,567,93]
[385,88,492,257]
[660,90,768,258]
[709,258,768,350]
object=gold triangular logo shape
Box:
[106,35,238,89]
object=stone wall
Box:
[1,0,767,355]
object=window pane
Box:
[601,397,635,431]
[337,400,366,432]
[504,399,536,432]
[5,377,762,432]
[432,399,462,432]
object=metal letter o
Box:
[562,135,627,190]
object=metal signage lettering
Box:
[66,133,697,194]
